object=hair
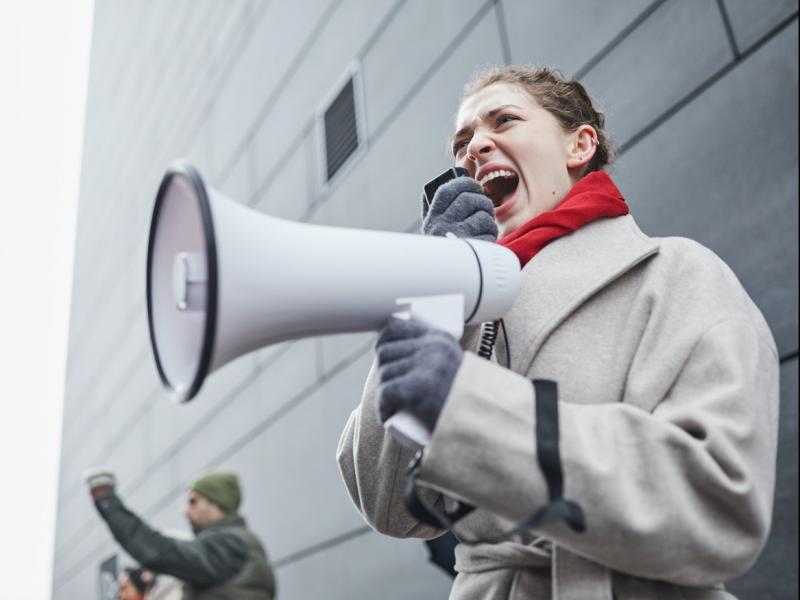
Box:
[463,65,614,174]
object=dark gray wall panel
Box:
[319,331,374,383]
[728,357,799,598]
[309,8,505,231]
[193,352,374,562]
[501,0,654,76]
[210,0,329,181]
[723,0,798,52]
[275,529,453,600]
[252,129,315,221]
[133,341,318,509]
[55,562,95,600]
[64,266,147,407]
[581,0,732,146]
[217,137,255,206]
[361,0,486,137]
[248,0,397,195]
[54,523,110,589]
[613,23,798,356]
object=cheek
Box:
[521,143,563,183]
[454,155,474,176]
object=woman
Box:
[337,66,779,599]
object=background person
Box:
[117,566,152,600]
[337,65,779,599]
[145,528,193,600]
[87,469,276,600]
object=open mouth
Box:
[480,169,519,209]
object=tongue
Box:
[484,176,518,208]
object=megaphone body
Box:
[147,162,520,448]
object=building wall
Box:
[52,1,798,598]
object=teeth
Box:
[480,169,516,187]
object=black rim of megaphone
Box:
[146,161,218,403]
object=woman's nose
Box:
[466,132,494,162]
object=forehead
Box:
[455,82,535,130]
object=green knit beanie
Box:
[191,471,241,514]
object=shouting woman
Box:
[338,65,778,599]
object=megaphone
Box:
[146,161,520,448]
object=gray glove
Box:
[376,316,463,431]
[422,176,498,242]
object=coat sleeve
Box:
[416,317,779,586]
[336,358,448,539]
[94,494,247,586]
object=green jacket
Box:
[95,493,276,599]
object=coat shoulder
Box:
[640,234,776,355]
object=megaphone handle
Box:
[384,411,429,451]
[385,294,465,450]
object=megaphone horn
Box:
[146,161,520,447]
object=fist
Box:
[422,176,498,242]
[85,468,116,500]
[376,317,463,431]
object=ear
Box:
[566,125,598,171]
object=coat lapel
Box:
[504,215,660,375]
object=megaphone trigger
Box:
[382,294,467,450]
[393,294,465,340]
[384,411,430,451]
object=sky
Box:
[0,1,94,598]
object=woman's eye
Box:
[497,114,517,125]
[453,140,469,156]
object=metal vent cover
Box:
[324,77,359,181]
[316,63,365,188]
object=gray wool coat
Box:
[337,214,779,599]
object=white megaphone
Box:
[146,161,520,449]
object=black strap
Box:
[527,380,585,533]
[403,379,585,542]
[404,451,475,530]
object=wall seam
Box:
[617,12,798,158]
[272,525,373,568]
[301,0,495,221]
[715,0,742,59]
[494,0,513,65]
[572,0,667,80]
[213,0,344,186]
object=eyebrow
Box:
[452,104,524,143]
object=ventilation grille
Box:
[324,78,359,181]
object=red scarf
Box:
[498,171,629,266]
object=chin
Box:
[499,215,524,237]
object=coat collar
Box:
[201,513,246,534]
[504,214,660,374]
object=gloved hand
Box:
[422,176,498,242]
[376,317,463,431]
[84,467,116,501]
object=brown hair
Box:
[463,65,614,173]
